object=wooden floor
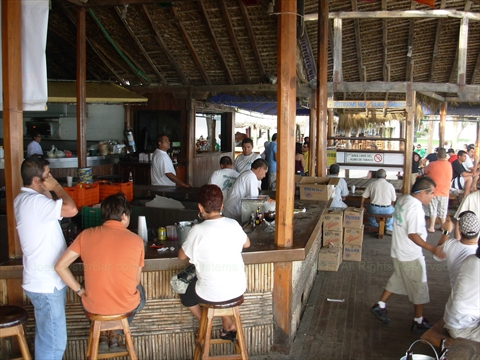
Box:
[251,221,469,360]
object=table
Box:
[345,178,403,192]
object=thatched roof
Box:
[49,0,480,113]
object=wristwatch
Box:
[75,286,83,294]
[442,230,450,236]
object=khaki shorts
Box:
[424,196,448,219]
[385,257,429,305]
[445,323,480,342]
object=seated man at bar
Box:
[151,134,191,187]
[451,150,474,198]
[55,193,146,352]
[223,158,268,223]
[178,184,250,341]
[15,157,78,360]
[360,169,396,236]
[234,138,261,174]
[208,156,239,199]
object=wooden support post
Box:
[316,0,328,176]
[308,91,317,176]
[186,88,195,186]
[457,15,468,86]
[272,262,293,353]
[327,108,334,146]
[403,85,415,194]
[124,104,132,128]
[2,0,24,258]
[76,8,87,169]
[427,119,433,154]
[439,102,447,148]
[333,17,342,84]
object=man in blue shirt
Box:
[265,134,277,190]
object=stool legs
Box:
[0,325,32,360]
[378,218,386,239]
[86,319,137,360]
[231,307,247,360]
[121,318,137,360]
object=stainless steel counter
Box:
[0,155,120,169]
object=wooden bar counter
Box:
[0,197,326,359]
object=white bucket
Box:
[176,221,195,246]
[399,340,439,360]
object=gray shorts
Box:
[385,257,429,305]
[424,196,448,219]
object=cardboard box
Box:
[323,230,343,247]
[343,207,364,229]
[343,244,362,262]
[318,245,342,271]
[322,209,343,232]
[298,177,339,201]
[343,226,364,246]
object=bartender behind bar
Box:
[27,131,44,157]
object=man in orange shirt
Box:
[423,148,453,232]
[55,194,145,352]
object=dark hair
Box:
[157,134,168,142]
[219,156,233,166]
[271,133,277,141]
[21,157,50,186]
[447,148,455,154]
[241,138,253,146]
[101,193,131,222]
[198,184,223,213]
[437,148,447,159]
[330,163,340,175]
[296,143,303,154]
[411,176,436,194]
[31,131,41,140]
[458,150,467,157]
[251,158,268,170]
[467,145,475,151]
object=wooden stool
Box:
[194,295,248,360]
[0,305,32,360]
[364,212,393,239]
[85,311,137,360]
[420,319,453,348]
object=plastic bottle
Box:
[129,172,133,183]
[123,123,137,154]
[0,146,4,159]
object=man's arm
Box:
[166,173,192,187]
[42,175,78,217]
[178,247,189,260]
[408,233,445,258]
[136,267,142,285]
[437,217,454,246]
[360,196,367,209]
[243,236,251,248]
[54,249,86,297]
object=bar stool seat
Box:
[0,305,32,360]
[194,295,248,360]
[85,311,137,360]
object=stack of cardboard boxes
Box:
[318,207,364,271]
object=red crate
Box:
[97,181,133,202]
[63,183,100,209]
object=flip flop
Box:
[220,329,237,343]
[427,229,435,233]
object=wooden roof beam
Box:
[66,0,186,7]
[471,51,480,84]
[351,0,364,82]
[238,0,265,79]
[405,1,416,82]
[304,10,480,21]
[449,1,472,84]
[429,0,446,83]
[198,1,234,84]
[171,6,211,84]
[382,0,388,83]
[297,29,317,82]
[219,0,249,83]
[56,1,129,85]
[113,5,166,85]
[333,17,342,84]
[139,5,188,84]
[418,91,445,102]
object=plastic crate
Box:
[63,183,100,209]
[97,181,133,202]
[81,206,103,230]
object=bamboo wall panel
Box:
[0,279,6,305]
[191,152,233,187]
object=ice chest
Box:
[318,245,342,272]
[343,207,364,229]
[298,177,339,201]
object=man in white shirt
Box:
[208,156,239,200]
[234,138,261,174]
[454,191,480,240]
[360,169,396,235]
[14,157,78,359]
[26,131,44,157]
[370,177,445,333]
[223,159,268,223]
[434,212,479,287]
[463,146,478,193]
[328,163,348,208]
[151,134,191,187]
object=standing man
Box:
[55,193,145,352]
[328,164,349,208]
[360,169,396,236]
[26,131,44,157]
[234,138,261,174]
[447,148,457,163]
[370,177,444,333]
[223,159,268,223]
[414,144,426,159]
[151,134,191,187]
[451,150,473,198]
[423,148,452,233]
[265,133,277,190]
[302,142,310,176]
[14,157,78,359]
[208,156,239,199]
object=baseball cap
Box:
[459,211,480,237]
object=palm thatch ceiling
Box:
[51,0,480,114]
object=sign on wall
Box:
[327,100,406,109]
[345,152,384,164]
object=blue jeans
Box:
[367,204,394,231]
[24,286,67,360]
[128,284,146,324]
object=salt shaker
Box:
[351,185,356,194]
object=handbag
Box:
[170,264,196,294]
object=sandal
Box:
[219,329,237,343]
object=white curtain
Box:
[0,0,49,111]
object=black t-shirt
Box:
[451,159,465,179]
[412,153,420,173]
[426,153,437,162]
